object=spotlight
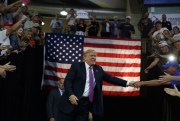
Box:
[41,21,45,26]
[168,55,175,61]
[60,9,68,16]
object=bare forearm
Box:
[142,80,169,86]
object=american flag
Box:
[42,33,141,96]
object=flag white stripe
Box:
[45,61,71,69]
[43,80,58,86]
[45,58,140,69]
[97,57,140,63]
[101,66,140,72]
[85,38,141,46]
[44,63,140,73]
[103,85,140,92]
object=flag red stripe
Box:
[45,66,69,73]
[97,53,141,58]
[96,62,140,67]
[84,43,141,50]
[103,90,140,96]
[42,85,58,90]
[44,75,62,81]
[106,72,140,77]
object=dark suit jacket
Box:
[59,62,128,116]
[46,89,62,121]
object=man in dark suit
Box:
[59,49,135,121]
[46,79,64,121]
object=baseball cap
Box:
[158,41,168,47]
[3,22,13,27]
[155,21,162,25]
[32,23,40,28]
[32,12,40,18]
[162,61,179,69]
[126,16,131,19]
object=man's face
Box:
[159,45,169,53]
[164,66,177,75]
[84,51,97,66]
[58,80,64,90]
[174,41,180,50]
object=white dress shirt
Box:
[82,62,95,97]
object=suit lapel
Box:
[81,62,86,83]
[93,65,99,83]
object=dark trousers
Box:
[59,97,90,121]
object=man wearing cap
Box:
[135,61,180,87]
[24,12,41,30]
[119,16,135,39]
[162,14,172,31]
[0,15,27,55]
[144,41,172,74]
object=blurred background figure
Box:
[50,14,63,33]
[87,15,99,37]
[46,79,64,121]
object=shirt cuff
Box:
[126,81,129,86]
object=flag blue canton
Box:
[45,33,84,64]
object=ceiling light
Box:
[60,9,68,16]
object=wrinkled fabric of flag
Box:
[42,33,141,96]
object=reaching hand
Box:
[133,81,142,88]
[0,68,6,78]
[1,62,16,72]
[164,85,180,97]
[159,73,171,81]
[128,81,142,88]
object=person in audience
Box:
[135,60,180,87]
[172,26,180,42]
[119,16,135,39]
[75,19,86,36]
[0,15,27,56]
[66,9,77,34]
[58,49,135,121]
[9,27,23,50]
[24,12,41,30]
[63,25,73,35]
[101,17,113,37]
[87,15,99,37]
[46,79,64,121]
[50,14,63,33]
[161,14,172,31]
[111,16,121,38]
[144,41,172,74]
[51,22,62,34]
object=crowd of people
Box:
[0,1,180,121]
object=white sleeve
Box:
[0,30,8,44]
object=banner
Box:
[150,13,180,28]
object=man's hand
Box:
[0,68,6,78]
[69,94,79,105]
[50,117,55,121]
[159,74,171,81]
[1,62,16,72]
